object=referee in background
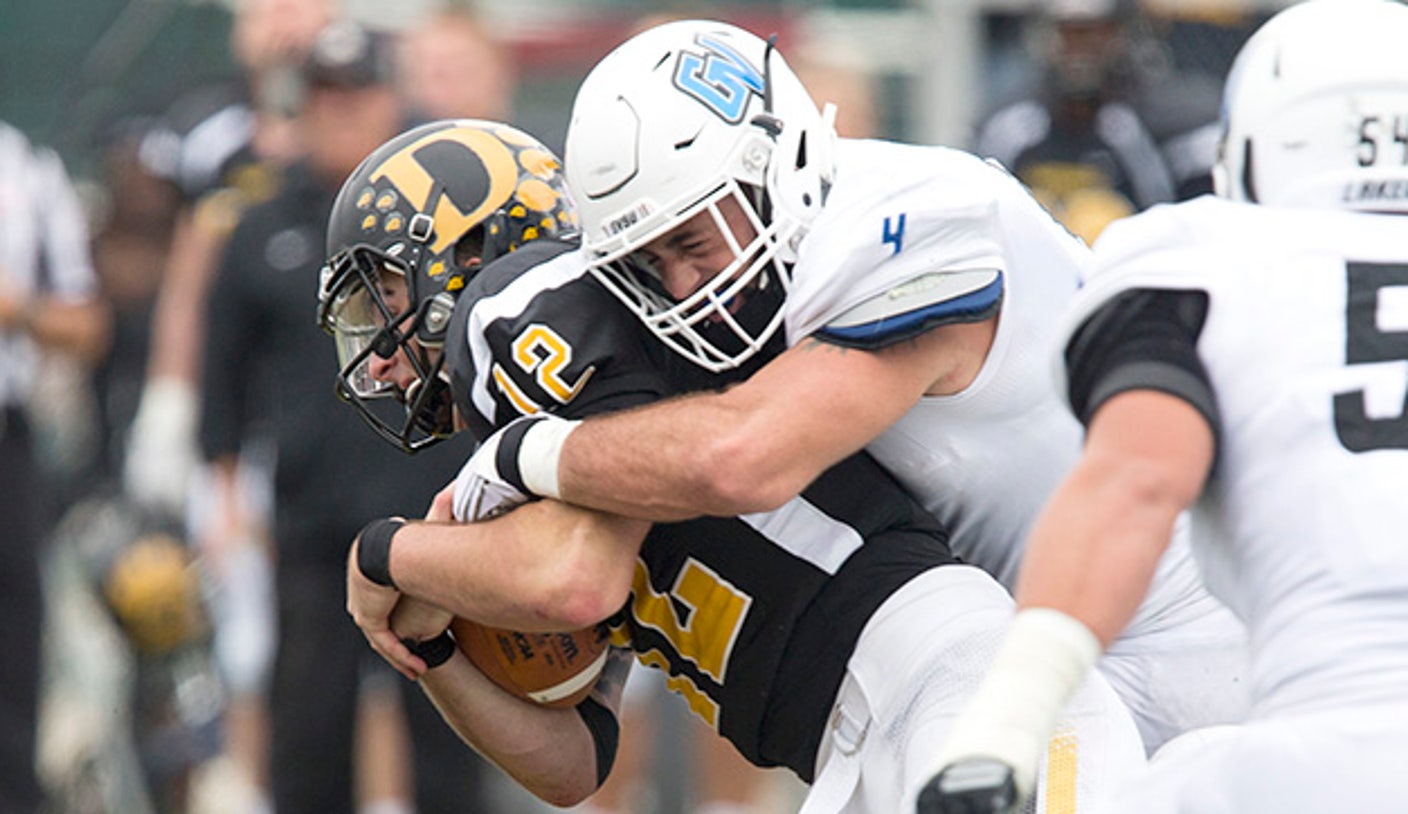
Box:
[0,120,110,813]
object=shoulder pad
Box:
[817,269,1003,349]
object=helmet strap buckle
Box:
[408,212,434,243]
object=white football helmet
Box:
[1213,0,1408,212]
[565,19,837,371]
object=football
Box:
[450,617,611,709]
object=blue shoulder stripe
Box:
[816,275,1004,349]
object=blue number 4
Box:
[883,214,907,255]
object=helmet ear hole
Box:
[476,213,515,265]
[454,225,486,271]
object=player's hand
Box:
[123,378,200,516]
[452,415,550,522]
[346,540,421,680]
[426,481,457,523]
[389,596,454,674]
[916,757,1020,814]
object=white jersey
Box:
[788,141,1212,627]
[1067,197,1408,716]
[785,140,1248,750]
[790,140,1091,588]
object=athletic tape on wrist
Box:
[402,631,456,669]
[356,517,405,588]
[517,416,580,500]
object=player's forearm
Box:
[420,653,602,807]
[1015,391,1210,645]
[557,392,771,519]
[925,393,1200,810]
[390,502,645,632]
[551,336,939,520]
[1013,457,1172,647]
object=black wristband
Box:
[356,518,405,588]
[495,415,546,495]
[402,631,456,670]
[576,695,619,789]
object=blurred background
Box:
[3,0,1287,179]
[0,1,1294,814]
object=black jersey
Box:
[445,241,958,779]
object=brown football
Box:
[449,617,611,709]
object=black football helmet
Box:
[318,119,577,451]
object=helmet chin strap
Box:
[745,32,833,253]
[750,34,783,139]
[747,34,783,228]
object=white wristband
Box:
[934,607,1102,798]
[517,416,580,500]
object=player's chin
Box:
[700,281,782,342]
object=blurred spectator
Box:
[196,19,493,814]
[230,0,341,165]
[396,4,518,124]
[88,121,185,488]
[1131,1,1249,200]
[132,0,343,807]
[124,0,334,521]
[53,128,227,813]
[122,3,337,808]
[972,0,1219,242]
[0,119,111,814]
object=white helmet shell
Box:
[565,19,836,371]
[1213,0,1408,212]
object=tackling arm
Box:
[541,323,983,521]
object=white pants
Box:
[1100,591,1251,755]
[801,565,1146,814]
[1117,704,1408,813]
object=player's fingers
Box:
[425,482,456,523]
[346,572,399,625]
[366,627,426,680]
[390,597,453,641]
